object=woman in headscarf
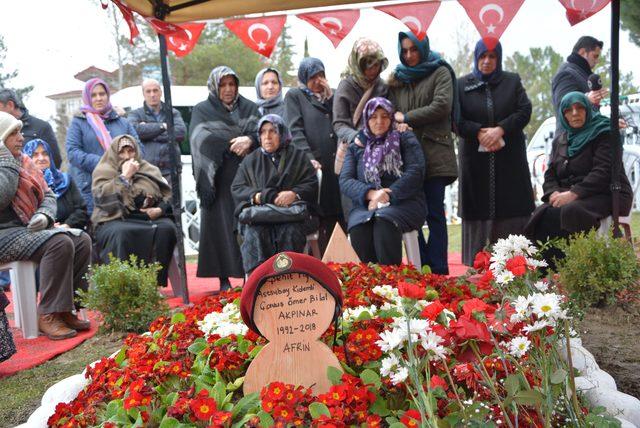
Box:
[23,139,89,230]
[255,67,286,119]
[0,112,91,340]
[339,97,426,265]
[388,31,458,275]
[66,78,139,214]
[457,40,534,266]
[189,66,260,290]
[232,114,318,273]
[91,134,177,286]
[525,92,632,248]
[285,57,343,254]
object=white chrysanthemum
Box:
[420,331,447,359]
[380,354,401,377]
[510,295,532,323]
[508,336,531,357]
[533,281,548,292]
[496,270,515,285]
[376,329,404,352]
[390,366,409,385]
[198,303,248,338]
[343,305,378,323]
[531,293,562,319]
[523,319,550,334]
[372,284,398,300]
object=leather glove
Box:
[27,213,49,231]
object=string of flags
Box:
[106,0,612,58]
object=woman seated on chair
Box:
[23,139,89,230]
[231,114,318,273]
[339,97,426,265]
[0,112,90,340]
[91,134,177,286]
[525,92,633,253]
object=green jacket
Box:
[388,66,458,182]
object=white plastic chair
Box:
[0,261,38,339]
[402,230,421,269]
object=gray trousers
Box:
[29,232,91,314]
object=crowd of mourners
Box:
[0,32,630,358]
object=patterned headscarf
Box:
[23,139,70,198]
[360,97,403,187]
[257,114,291,156]
[80,78,113,151]
[473,39,503,83]
[342,38,389,89]
[207,66,240,109]
[254,68,284,115]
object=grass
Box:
[1,213,638,425]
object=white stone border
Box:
[18,340,640,427]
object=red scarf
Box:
[12,154,49,224]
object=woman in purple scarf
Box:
[339,97,426,265]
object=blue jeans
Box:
[0,271,9,290]
[417,178,449,275]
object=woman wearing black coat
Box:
[285,57,343,254]
[457,40,534,266]
[339,97,426,265]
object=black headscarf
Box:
[472,39,503,83]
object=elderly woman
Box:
[91,135,177,286]
[232,114,318,273]
[525,92,632,247]
[388,31,458,275]
[23,139,89,229]
[0,112,91,340]
[255,67,286,119]
[339,98,426,265]
[457,40,534,266]
[67,78,139,214]
[285,57,343,254]
[190,66,260,290]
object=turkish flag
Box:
[166,23,206,57]
[112,0,140,44]
[224,16,286,58]
[458,0,524,50]
[297,10,360,48]
[375,1,441,41]
[145,17,189,40]
[558,0,610,26]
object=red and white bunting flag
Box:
[375,1,441,41]
[145,17,189,40]
[557,0,610,26]
[297,10,360,48]
[111,0,140,44]
[224,16,286,58]
[458,0,525,50]
[166,23,206,57]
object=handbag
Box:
[238,201,308,225]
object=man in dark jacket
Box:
[0,88,62,167]
[551,36,607,135]
[128,79,186,184]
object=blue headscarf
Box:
[473,39,503,82]
[298,57,326,86]
[22,139,70,198]
[394,32,449,83]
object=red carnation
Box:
[462,298,491,316]
[473,251,492,272]
[421,300,445,321]
[397,281,425,299]
[505,255,528,276]
[429,374,448,391]
[452,314,491,342]
[400,409,422,427]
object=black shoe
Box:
[219,277,231,292]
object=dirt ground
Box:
[577,303,640,398]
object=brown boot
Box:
[38,313,77,340]
[58,312,91,331]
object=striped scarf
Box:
[12,154,49,224]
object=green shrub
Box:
[78,255,170,333]
[557,230,640,308]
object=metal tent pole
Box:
[610,0,622,238]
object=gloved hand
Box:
[27,213,49,231]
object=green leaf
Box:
[550,368,568,384]
[187,338,207,355]
[231,392,260,418]
[170,312,186,325]
[249,345,263,358]
[212,380,227,404]
[327,366,343,385]
[309,402,331,419]
[257,410,275,427]
[422,264,432,275]
[356,311,373,321]
[159,417,181,428]
[114,347,127,366]
[389,423,408,428]
[504,374,522,396]
[369,395,390,416]
[359,369,382,389]
[232,414,256,428]
[214,337,232,347]
[237,337,250,354]
[514,389,544,406]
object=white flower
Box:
[380,354,401,377]
[533,281,548,292]
[376,329,404,352]
[496,270,515,285]
[531,293,562,319]
[510,295,532,322]
[508,336,531,357]
[390,366,409,385]
[343,305,378,323]
[198,303,248,338]
[420,331,448,360]
[372,284,398,300]
[522,319,550,334]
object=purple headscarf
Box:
[361,97,403,187]
[80,77,113,118]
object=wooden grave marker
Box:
[321,223,361,264]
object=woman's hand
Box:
[550,191,578,207]
[478,127,505,152]
[366,188,392,210]
[395,123,412,133]
[230,136,253,157]
[141,207,163,220]
[121,159,140,179]
[310,159,322,170]
[274,190,297,207]
[394,111,405,123]
[27,213,49,231]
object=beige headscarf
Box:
[91,134,171,224]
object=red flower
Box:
[473,251,491,272]
[505,255,528,276]
[190,393,217,422]
[452,314,491,342]
[421,300,445,321]
[210,410,232,426]
[273,405,295,422]
[266,382,287,401]
[477,269,494,290]
[462,298,491,316]
[397,281,425,299]
[400,409,422,427]
[429,374,448,391]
